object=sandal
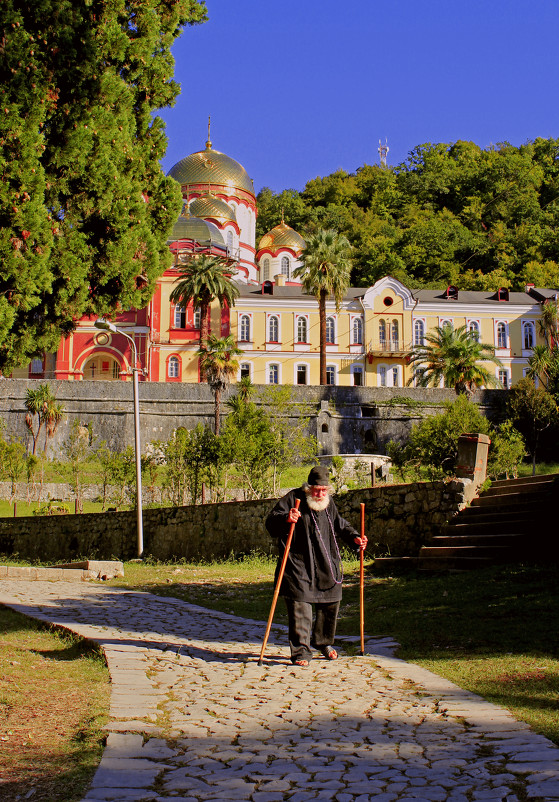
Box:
[321,646,338,661]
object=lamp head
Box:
[94,318,118,334]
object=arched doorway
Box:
[82,353,122,380]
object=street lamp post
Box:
[94,319,144,558]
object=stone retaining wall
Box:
[0,379,504,457]
[0,479,475,563]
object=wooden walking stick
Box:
[359,502,366,656]
[258,498,301,666]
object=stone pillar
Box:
[455,433,491,486]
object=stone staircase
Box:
[417,473,558,570]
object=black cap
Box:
[307,466,330,486]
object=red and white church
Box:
[15,132,305,384]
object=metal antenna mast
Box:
[378,138,389,167]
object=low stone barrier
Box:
[0,479,475,563]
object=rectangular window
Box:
[240,363,250,379]
[379,366,387,387]
[353,368,363,387]
[30,358,43,374]
[174,306,186,328]
[326,366,335,385]
[392,367,399,387]
[269,364,279,384]
[296,364,307,385]
[498,369,509,389]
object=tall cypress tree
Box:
[0,0,207,372]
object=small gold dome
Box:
[258,222,306,254]
[189,193,237,224]
[168,145,255,197]
[166,214,226,248]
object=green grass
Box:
[0,606,109,802]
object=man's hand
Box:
[354,535,368,550]
[287,507,301,524]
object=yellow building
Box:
[230,276,552,389]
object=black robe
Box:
[265,487,360,603]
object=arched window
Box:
[391,320,399,349]
[441,319,453,330]
[262,258,270,281]
[281,256,290,280]
[468,321,480,342]
[392,366,399,387]
[379,366,387,387]
[268,364,279,384]
[297,316,307,343]
[414,319,425,346]
[523,322,535,349]
[352,317,363,345]
[227,230,234,252]
[497,322,507,348]
[168,356,180,379]
[269,315,279,343]
[379,320,386,347]
[326,316,335,344]
[239,315,251,342]
[174,305,186,328]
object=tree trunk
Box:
[319,289,327,385]
[199,298,210,381]
[214,387,221,435]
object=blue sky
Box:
[158,0,559,194]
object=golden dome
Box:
[258,222,306,254]
[166,214,226,248]
[168,144,255,196]
[189,193,237,224]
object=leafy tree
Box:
[387,395,491,479]
[170,255,239,352]
[161,424,216,505]
[257,138,559,293]
[60,420,94,507]
[407,324,503,395]
[197,335,242,434]
[487,420,525,480]
[0,437,26,502]
[293,229,353,385]
[220,398,277,499]
[507,378,558,475]
[0,0,207,372]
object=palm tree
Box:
[407,324,503,395]
[293,229,353,385]
[538,298,559,348]
[170,255,239,351]
[197,335,242,434]
[43,398,64,453]
[24,384,63,455]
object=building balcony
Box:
[366,340,412,360]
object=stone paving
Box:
[1,580,558,802]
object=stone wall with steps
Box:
[0,479,476,563]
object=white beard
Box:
[305,491,330,512]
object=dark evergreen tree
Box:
[0,0,207,372]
